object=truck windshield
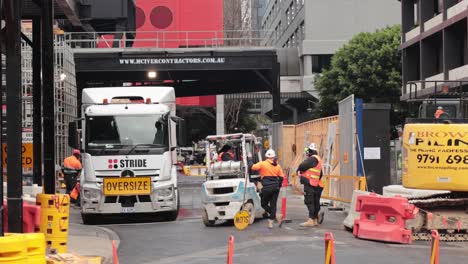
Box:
[85,115,169,151]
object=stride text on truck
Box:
[68,87,185,224]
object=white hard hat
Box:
[265,149,276,158]
[308,143,317,151]
[437,106,443,110]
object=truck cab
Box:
[69,87,184,224]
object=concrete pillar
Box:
[216,95,225,135]
[303,55,312,76]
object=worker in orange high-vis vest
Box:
[434,106,445,119]
[251,149,284,229]
[297,143,324,227]
[217,144,235,161]
[63,149,82,204]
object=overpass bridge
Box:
[66,31,288,121]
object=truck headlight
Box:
[83,189,100,200]
[156,188,173,198]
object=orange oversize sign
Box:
[2,143,34,168]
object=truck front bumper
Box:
[81,181,178,215]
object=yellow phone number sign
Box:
[234,210,250,231]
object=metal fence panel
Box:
[268,122,283,166]
[338,95,356,176]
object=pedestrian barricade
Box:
[2,201,41,233]
[6,233,47,264]
[0,233,27,263]
[324,232,335,264]
[353,193,418,244]
[36,193,70,253]
[185,166,207,176]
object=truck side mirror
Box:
[68,121,79,149]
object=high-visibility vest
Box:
[435,109,444,119]
[301,155,323,187]
[217,151,234,161]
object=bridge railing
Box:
[64,30,276,49]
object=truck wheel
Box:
[202,209,216,227]
[81,214,98,225]
[243,202,255,225]
[164,190,180,221]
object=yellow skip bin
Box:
[103,177,152,196]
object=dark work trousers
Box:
[261,188,280,220]
[304,185,323,219]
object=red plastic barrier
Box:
[353,193,418,244]
[3,201,41,233]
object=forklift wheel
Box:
[202,209,216,227]
[243,202,255,225]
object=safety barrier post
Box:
[430,230,440,264]
[36,194,70,253]
[226,235,234,264]
[324,232,336,264]
[112,240,119,264]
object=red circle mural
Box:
[150,6,173,29]
[135,6,146,29]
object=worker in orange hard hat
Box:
[434,106,445,119]
[250,149,284,228]
[63,149,82,205]
[297,143,324,227]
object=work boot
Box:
[276,214,283,228]
[267,220,274,229]
[299,218,317,227]
[318,211,324,224]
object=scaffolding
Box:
[2,33,77,184]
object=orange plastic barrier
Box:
[226,235,234,264]
[353,193,418,244]
[324,232,335,264]
[280,174,288,223]
[2,201,41,233]
[430,230,440,264]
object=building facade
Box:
[400,0,468,100]
[261,0,400,95]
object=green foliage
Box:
[314,25,402,117]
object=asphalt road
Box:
[70,176,468,264]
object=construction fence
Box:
[282,114,366,204]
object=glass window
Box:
[312,55,333,73]
[86,114,168,148]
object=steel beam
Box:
[32,17,42,186]
[5,0,23,233]
[271,62,281,122]
[0,0,3,238]
[42,0,55,194]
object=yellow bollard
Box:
[36,193,70,253]
[0,234,27,263]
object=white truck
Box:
[68,87,184,224]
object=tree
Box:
[314,25,402,118]
[224,98,257,133]
[223,0,257,45]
